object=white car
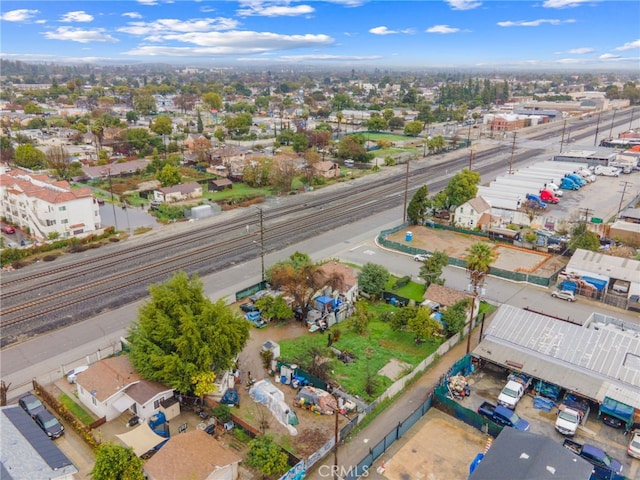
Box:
[628,430,640,459]
[66,365,89,383]
[551,290,576,302]
[413,253,431,262]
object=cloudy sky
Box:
[1,0,639,70]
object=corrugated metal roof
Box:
[474,305,640,408]
[566,249,640,283]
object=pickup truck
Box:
[563,439,623,477]
[477,401,530,431]
[497,373,531,409]
[555,393,590,436]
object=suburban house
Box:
[1,405,78,480]
[313,161,340,179]
[75,355,173,422]
[422,284,470,310]
[81,159,151,180]
[154,181,202,203]
[144,430,242,480]
[0,167,100,240]
[453,196,491,229]
[317,261,359,304]
[184,134,212,152]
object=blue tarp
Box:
[581,276,607,291]
[599,397,634,426]
[315,295,334,305]
[561,281,577,292]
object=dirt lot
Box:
[387,226,567,277]
[373,408,489,480]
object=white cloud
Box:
[123,12,143,19]
[542,0,593,8]
[43,27,119,43]
[60,11,94,23]
[446,0,482,10]
[497,18,575,27]
[138,0,158,5]
[599,53,620,60]
[556,58,582,64]
[1,9,39,22]
[123,31,333,56]
[323,0,365,6]
[237,2,315,17]
[200,6,215,13]
[567,47,594,54]
[426,25,460,34]
[369,26,396,35]
[118,18,239,35]
[615,39,640,51]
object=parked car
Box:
[240,303,260,313]
[2,225,16,234]
[413,253,431,262]
[94,197,105,205]
[18,393,45,418]
[67,365,89,383]
[33,410,65,439]
[628,430,640,459]
[551,290,576,302]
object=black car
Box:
[34,409,65,439]
[240,303,260,313]
[18,393,45,418]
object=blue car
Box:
[245,311,267,328]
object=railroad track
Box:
[0,109,632,346]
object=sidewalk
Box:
[306,324,484,480]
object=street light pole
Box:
[466,270,486,354]
[258,207,265,283]
[402,158,409,223]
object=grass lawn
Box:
[58,393,95,425]
[206,183,273,201]
[385,278,426,302]
[279,303,440,401]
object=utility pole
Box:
[508,131,517,174]
[629,108,636,131]
[105,167,118,231]
[593,112,601,146]
[468,146,474,170]
[333,402,339,478]
[258,208,265,283]
[466,269,486,354]
[609,109,617,138]
[560,120,567,153]
[402,158,410,223]
[617,181,630,218]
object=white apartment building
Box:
[0,168,101,240]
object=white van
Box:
[594,165,620,177]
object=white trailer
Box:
[493,178,549,191]
[478,186,527,200]
[479,195,521,211]
[481,185,532,198]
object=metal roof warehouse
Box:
[473,304,640,409]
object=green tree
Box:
[23,102,43,114]
[202,92,223,112]
[407,307,441,342]
[197,111,204,133]
[45,145,83,180]
[388,117,405,130]
[292,133,309,153]
[0,136,14,163]
[90,442,144,480]
[407,185,431,225]
[14,143,46,169]
[382,108,394,122]
[444,169,481,208]
[366,115,387,132]
[349,300,372,335]
[336,135,368,161]
[389,305,418,332]
[255,295,294,322]
[126,128,152,153]
[126,111,139,123]
[441,298,470,337]
[568,223,601,252]
[404,120,424,137]
[419,250,449,287]
[133,93,157,116]
[157,163,182,187]
[151,115,173,136]
[246,435,289,478]
[225,112,252,137]
[357,263,390,298]
[128,271,249,393]
[465,242,496,276]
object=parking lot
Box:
[467,364,638,477]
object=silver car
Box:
[551,290,576,302]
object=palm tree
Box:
[336,111,344,138]
[464,242,495,353]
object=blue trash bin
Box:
[406,231,413,241]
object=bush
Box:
[394,275,411,289]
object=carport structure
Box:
[472,305,640,429]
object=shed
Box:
[190,204,214,219]
[262,340,280,360]
[209,178,233,191]
[159,397,180,421]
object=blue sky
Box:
[1,0,639,70]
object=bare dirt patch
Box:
[387,226,567,277]
[378,408,488,480]
[378,359,412,381]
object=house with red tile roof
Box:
[0,167,100,240]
